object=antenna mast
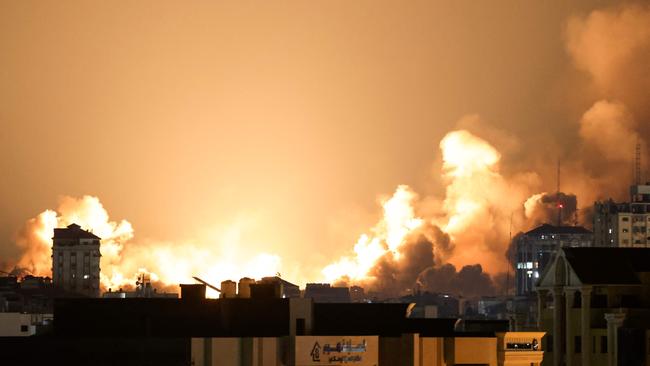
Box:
[634,139,641,186]
[557,159,562,226]
[505,212,513,297]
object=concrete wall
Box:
[296,335,378,366]
[446,337,497,366]
[189,334,554,366]
[0,313,36,336]
[419,337,444,366]
[191,337,282,366]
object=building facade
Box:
[52,223,101,297]
[593,184,650,247]
[536,247,650,366]
[515,224,593,296]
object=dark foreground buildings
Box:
[0,283,544,366]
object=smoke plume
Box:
[324,4,650,297]
[8,195,282,296]
[524,192,578,227]
[5,3,650,301]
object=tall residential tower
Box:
[52,223,101,297]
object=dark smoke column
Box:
[52,224,101,297]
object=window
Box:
[575,336,581,353]
[547,335,553,352]
[593,336,596,353]
[296,318,306,336]
[601,336,607,353]
[622,229,629,233]
[20,325,28,332]
[591,294,607,308]
[622,217,630,222]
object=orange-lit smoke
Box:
[13,196,281,297]
[323,128,542,295]
[9,4,650,300]
[322,185,424,283]
[322,3,650,297]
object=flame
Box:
[323,128,538,288]
[322,185,422,283]
[14,196,282,297]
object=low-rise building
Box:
[0,313,52,336]
[0,283,545,366]
[304,283,351,303]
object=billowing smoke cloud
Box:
[579,100,640,163]
[6,4,650,301]
[567,4,650,182]
[8,196,283,297]
[566,3,650,125]
[524,192,578,227]
[13,196,133,281]
[323,129,540,298]
[418,264,495,299]
[323,4,650,297]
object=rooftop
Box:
[524,224,592,236]
[564,247,650,285]
[53,223,101,240]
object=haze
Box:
[0,1,631,284]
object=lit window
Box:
[534,271,539,278]
[526,262,533,269]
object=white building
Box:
[52,223,101,297]
[0,313,52,336]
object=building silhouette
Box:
[514,224,593,296]
[594,184,650,247]
[536,247,650,366]
[52,223,101,297]
[0,283,545,366]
